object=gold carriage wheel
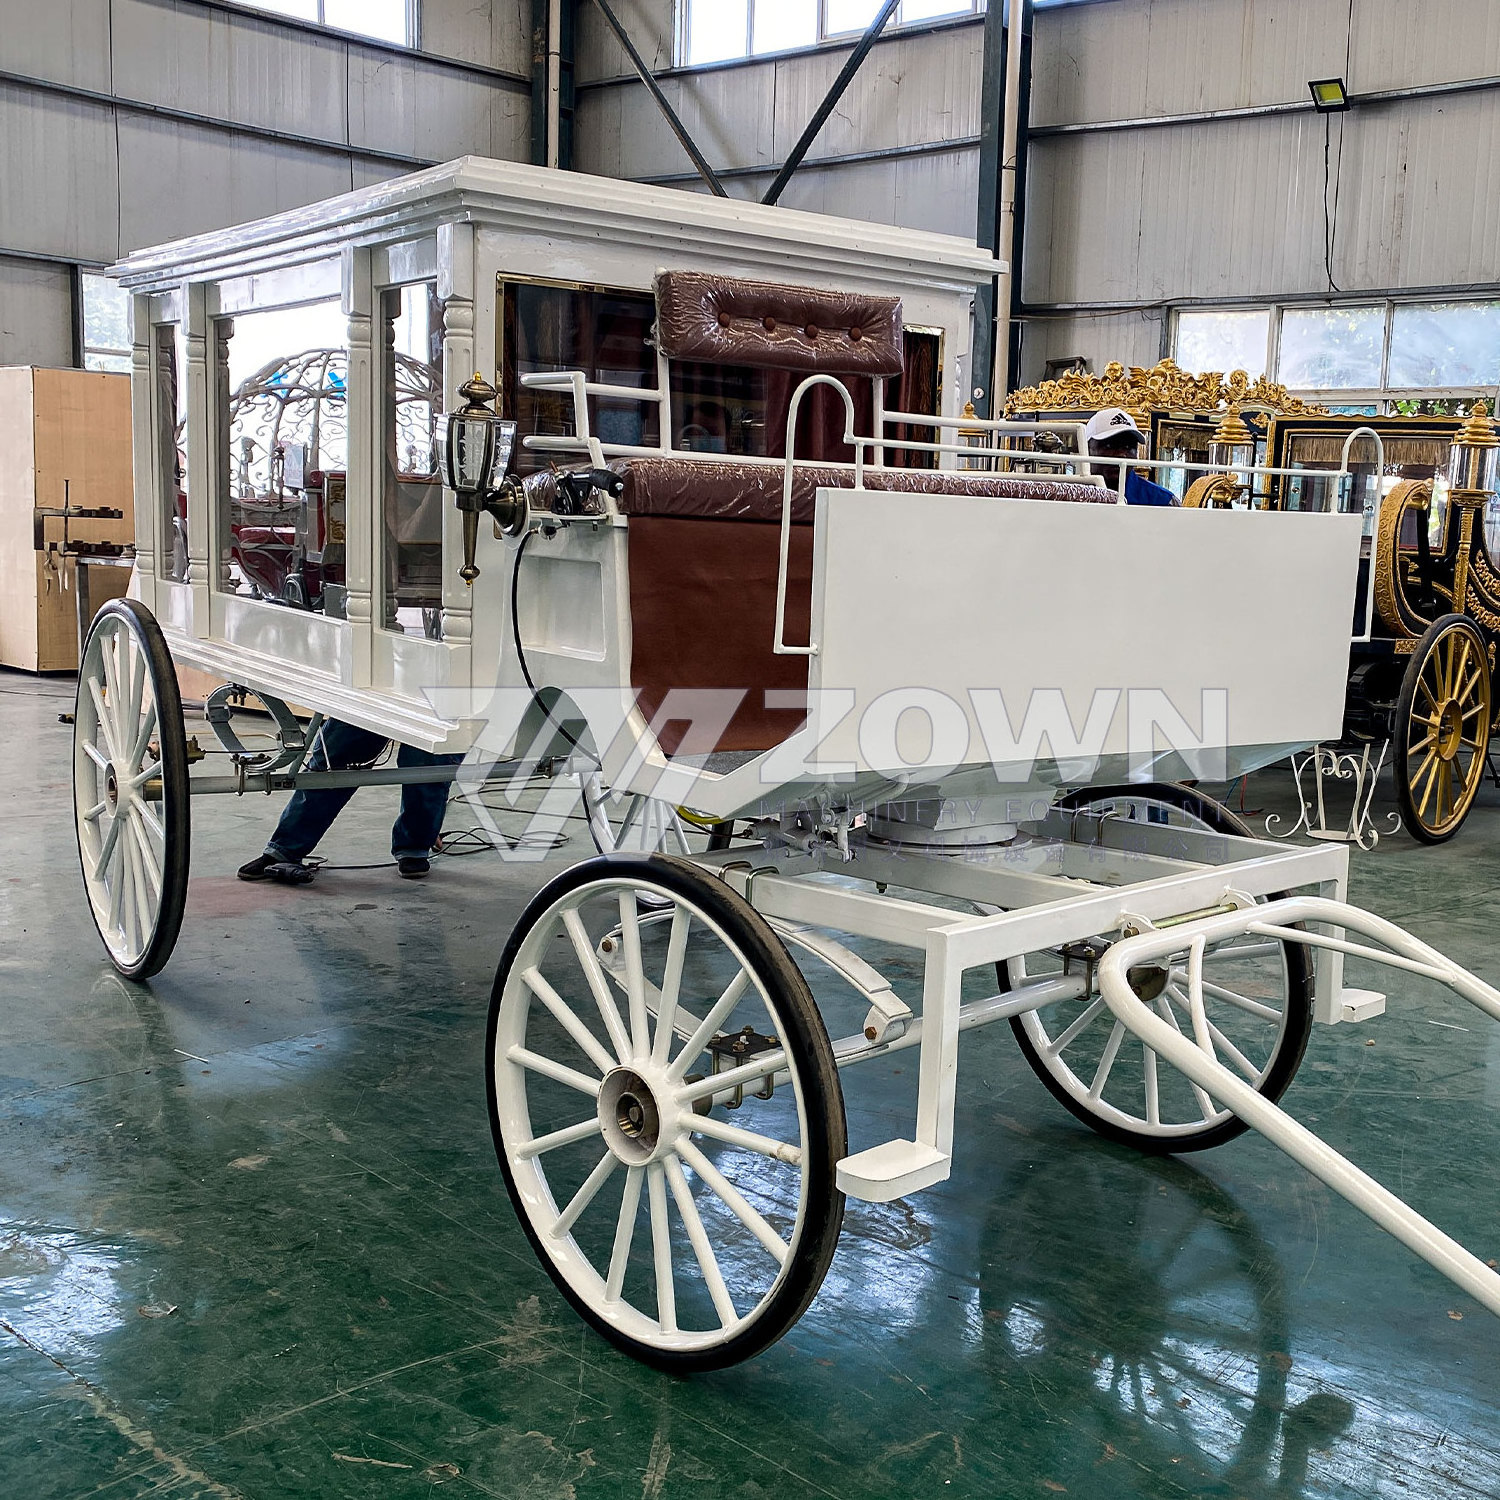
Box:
[1181,474,1241,509]
[1394,614,1493,844]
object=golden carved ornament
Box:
[1372,479,1433,639]
[1004,358,1329,419]
[1458,400,1498,450]
[1210,404,1255,447]
[1182,474,1242,509]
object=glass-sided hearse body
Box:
[72,159,1500,1369]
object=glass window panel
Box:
[900,0,974,21]
[380,283,445,638]
[214,298,349,611]
[684,0,748,62]
[83,352,132,373]
[1388,301,1500,389]
[324,0,408,43]
[235,0,320,21]
[1173,309,1270,378]
[826,0,884,32]
[752,0,817,53]
[81,273,131,360]
[1278,305,1383,389]
[155,325,190,583]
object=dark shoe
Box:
[238,854,277,881]
[397,856,430,880]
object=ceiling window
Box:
[678,0,984,67]
[233,0,414,47]
[80,273,132,374]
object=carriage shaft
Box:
[187,764,464,796]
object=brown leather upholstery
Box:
[654,270,904,378]
[611,456,1111,524]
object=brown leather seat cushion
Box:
[612,456,1110,525]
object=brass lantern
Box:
[1449,401,1499,495]
[1208,403,1256,471]
[438,372,522,583]
[957,400,993,472]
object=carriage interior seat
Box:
[616,271,1111,755]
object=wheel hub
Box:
[104,764,120,813]
[1126,964,1168,1003]
[598,1068,673,1164]
[1436,699,1463,760]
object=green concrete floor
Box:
[3,667,1498,1498]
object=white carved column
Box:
[127,293,156,609]
[184,283,214,636]
[438,221,476,654]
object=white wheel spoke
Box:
[665,1154,738,1329]
[1143,1045,1160,1126]
[551,1149,618,1239]
[1155,995,1221,1121]
[131,795,166,844]
[666,968,752,1083]
[82,800,107,823]
[515,1115,604,1162]
[677,1137,789,1267]
[690,1111,802,1166]
[88,680,121,763]
[522,967,615,1076]
[105,832,127,935]
[562,908,632,1062]
[604,1165,644,1302]
[506,1045,602,1097]
[651,907,692,1066]
[619,891,650,1056]
[1167,972,1281,1022]
[1046,996,1107,1058]
[128,810,164,898]
[82,739,109,771]
[94,811,126,884]
[126,830,153,950]
[675,1047,787,1106]
[647,1162,677,1334]
[125,701,159,778]
[1087,1020,1128,1100]
[1206,1021,1262,1082]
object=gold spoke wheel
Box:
[1394,613,1492,844]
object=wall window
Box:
[1172,297,1500,410]
[234,0,414,47]
[81,273,132,373]
[1174,309,1270,379]
[678,0,984,67]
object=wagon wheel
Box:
[73,599,191,980]
[1394,613,1492,844]
[487,853,846,1370]
[1001,784,1313,1152]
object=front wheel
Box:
[1004,784,1314,1152]
[487,854,846,1371]
[73,599,190,980]
[1394,613,1492,844]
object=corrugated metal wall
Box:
[1026,0,1500,381]
[574,0,985,239]
[0,0,531,366]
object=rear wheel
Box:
[1394,613,1492,844]
[1003,784,1313,1152]
[487,854,846,1370]
[73,599,190,980]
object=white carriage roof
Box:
[110,155,1004,296]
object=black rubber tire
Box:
[73,598,191,981]
[1393,613,1492,845]
[486,852,846,1372]
[1003,783,1314,1154]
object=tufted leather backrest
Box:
[654,270,904,378]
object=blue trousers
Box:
[265,719,463,862]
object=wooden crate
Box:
[0,367,135,672]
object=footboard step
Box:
[1341,988,1387,1022]
[837,1141,949,1202]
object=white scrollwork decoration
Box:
[1266,741,1402,851]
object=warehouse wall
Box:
[0,0,532,367]
[574,1,985,240]
[1024,0,1500,382]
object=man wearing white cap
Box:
[1081,407,1177,506]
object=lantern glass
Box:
[488,420,519,489]
[1450,440,1498,494]
[440,412,495,496]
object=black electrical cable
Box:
[1322,111,1343,295]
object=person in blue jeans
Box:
[1083,407,1178,506]
[238,719,463,883]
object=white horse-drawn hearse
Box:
[80,156,1500,1370]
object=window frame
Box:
[225,0,419,49]
[675,0,986,69]
[1170,295,1500,413]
